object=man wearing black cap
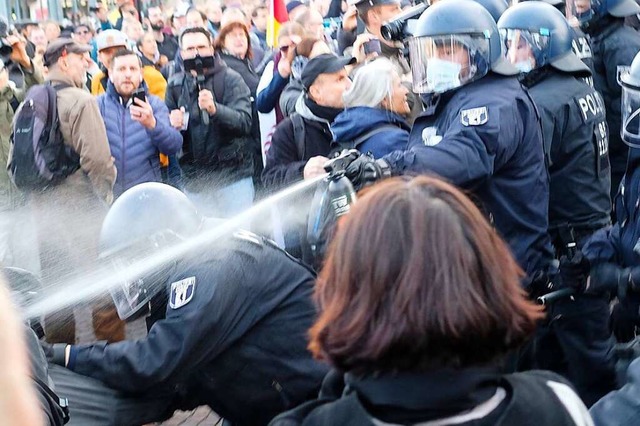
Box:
[264,53,353,190]
[262,53,352,259]
[35,38,116,345]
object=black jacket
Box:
[166,56,253,190]
[219,52,260,97]
[523,69,611,238]
[67,233,329,426]
[587,17,640,196]
[262,96,334,190]
[219,52,262,169]
[270,369,591,426]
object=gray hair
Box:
[343,58,398,109]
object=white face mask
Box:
[514,58,535,73]
[426,58,462,93]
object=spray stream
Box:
[23,175,328,320]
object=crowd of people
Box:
[3,0,640,423]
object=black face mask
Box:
[182,54,216,73]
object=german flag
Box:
[267,0,289,47]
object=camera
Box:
[0,18,13,59]
[381,3,428,42]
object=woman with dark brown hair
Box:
[270,176,594,426]
[214,21,259,96]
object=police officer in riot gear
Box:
[342,0,554,285]
[498,2,616,406]
[525,0,597,86]
[575,52,640,422]
[572,0,640,202]
[47,183,328,426]
[579,53,640,348]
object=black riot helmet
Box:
[99,182,203,321]
[408,0,517,94]
[470,0,509,22]
[498,2,591,75]
[618,52,640,148]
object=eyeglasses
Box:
[182,45,212,54]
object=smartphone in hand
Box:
[132,87,146,105]
[363,39,382,56]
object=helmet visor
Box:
[408,34,490,94]
[622,84,640,148]
[108,256,161,321]
[105,232,178,321]
[500,29,550,73]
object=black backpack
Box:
[8,83,80,191]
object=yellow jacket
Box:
[91,66,167,99]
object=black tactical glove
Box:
[558,252,590,293]
[344,153,392,190]
[610,300,640,343]
[41,342,68,366]
[590,264,640,300]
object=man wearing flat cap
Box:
[34,38,117,347]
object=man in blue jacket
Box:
[97,49,182,197]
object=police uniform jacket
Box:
[523,70,611,241]
[581,147,640,349]
[66,234,329,426]
[587,16,640,193]
[590,356,640,425]
[384,73,554,280]
[523,69,617,409]
[583,147,640,268]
